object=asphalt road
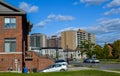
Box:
[69,62,120,70]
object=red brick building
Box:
[0,1,54,72]
[25,51,54,72]
[47,35,61,48]
[0,1,32,72]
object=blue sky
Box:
[5,0,120,45]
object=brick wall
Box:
[0,16,23,52]
[0,54,22,71]
[25,51,54,72]
[0,15,24,72]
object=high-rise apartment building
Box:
[88,33,95,44]
[77,29,88,46]
[30,33,47,49]
[61,29,95,50]
[61,30,77,50]
[77,29,95,46]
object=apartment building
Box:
[61,30,77,50]
[77,29,88,46]
[47,35,61,48]
[77,29,95,46]
[61,29,95,50]
[29,33,47,51]
[88,33,95,44]
[0,1,32,72]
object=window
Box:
[4,38,16,52]
[4,18,16,29]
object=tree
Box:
[80,40,95,58]
[94,45,103,59]
[102,44,110,59]
[56,51,60,60]
[112,40,120,59]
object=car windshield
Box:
[55,60,65,63]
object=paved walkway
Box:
[68,66,120,74]
[100,70,120,74]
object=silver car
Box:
[40,63,68,72]
[55,59,68,65]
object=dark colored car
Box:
[83,59,92,63]
[83,58,100,63]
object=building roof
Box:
[77,29,87,33]
[0,0,26,15]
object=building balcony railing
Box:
[25,52,33,60]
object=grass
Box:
[0,70,120,76]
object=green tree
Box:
[112,40,120,59]
[56,51,60,60]
[76,45,85,59]
[94,45,103,59]
[102,44,110,59]
[80,40,95,58]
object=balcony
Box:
[25,52,33,60]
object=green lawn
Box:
[0,70,120,76]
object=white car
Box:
[55,59,68,65]
[92,59,100,63]
[40,63,68,72]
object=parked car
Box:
[40,63,68,72]
[92,59,100,63]
[55,59,68,65]
[83,58,100,63]
[83,58,93,63]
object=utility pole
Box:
[55,37,59,60]
[66,45,69,64]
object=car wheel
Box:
[60,69,65,72]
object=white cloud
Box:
[47,14,75,21]
[73,2,80,5]
[36,14,75,27]
[36,19,51,27]
[47,14,56,19]
[83,18,120,45]
[80,0,108,5]
[57,27,78,32]
[104,8,120,15]
[56,15,74,21]
[52,27,79,36]
[106,0,120,7]
[96,33,120,45]
[85,18,120,34]
[56,18,120,45]
[19,2,38,13]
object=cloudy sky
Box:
[5,0,120,45]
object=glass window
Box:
[4,38,16,52]
[4,18,16,29]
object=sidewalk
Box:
[100,70,120,74]
[68,66,120,74]
[68,67,91,71]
